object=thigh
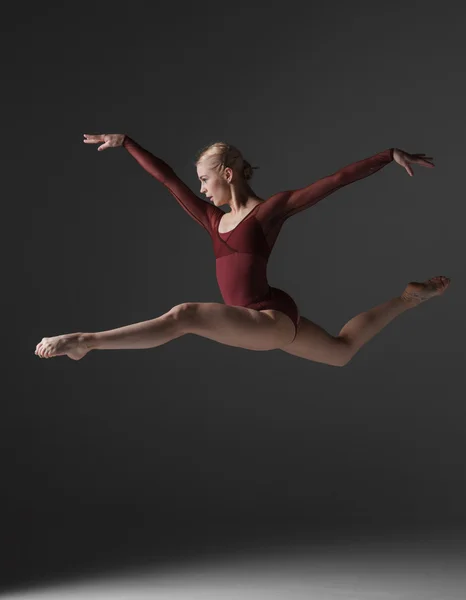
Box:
[280,316,350,366]
[172,302,296,351]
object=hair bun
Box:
[243,160,259,181]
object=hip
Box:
[242,287,300,333]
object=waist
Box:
[216,253,269,306]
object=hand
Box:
[393,149,435,177]
[83,133,125,151]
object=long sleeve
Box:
[122,136,222,233]
[258,148,394,226]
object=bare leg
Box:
[35,302,296,359]
[35,312,182,360]
[282,276,451,367]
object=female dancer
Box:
[35,133,450,366]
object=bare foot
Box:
[401,276,451,308]
[35,333,90,360]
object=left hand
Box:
[393,149,435,177]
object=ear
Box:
[224,167,233,183]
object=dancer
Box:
[35,133,450,366]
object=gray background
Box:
[5,0,465,593]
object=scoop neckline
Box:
[217,203,262,236]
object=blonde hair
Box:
[195,142,259,181]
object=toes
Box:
[42,346,56,358]
[430,276,450,293]
[36,338,57,358]
[36,340,46,357]
[37,344,51,358]
[437,276,450,287]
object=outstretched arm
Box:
[83,133,221,234]
[259,148,434,223]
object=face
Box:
[197,160,232,207]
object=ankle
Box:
[399,292,419,309]
[79,333,97,350]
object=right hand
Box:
[83,133,125,151]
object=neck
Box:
[227,183,262,215]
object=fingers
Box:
[405,152,435,169]
[83,134,121,150]
[419,160,435,167]
[411,153,435,166]
[405,164,414,177]
[83,133,105,143]
[410,156,434,167]
[83,134,110,151]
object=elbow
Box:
[333,171,345,186]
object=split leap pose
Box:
[35,134,450,366]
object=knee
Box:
[168,302,200,330]
[334,337,354,367]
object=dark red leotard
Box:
[122,136,393,341]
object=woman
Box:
[35,133,450,365]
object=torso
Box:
[217,202,264,234]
